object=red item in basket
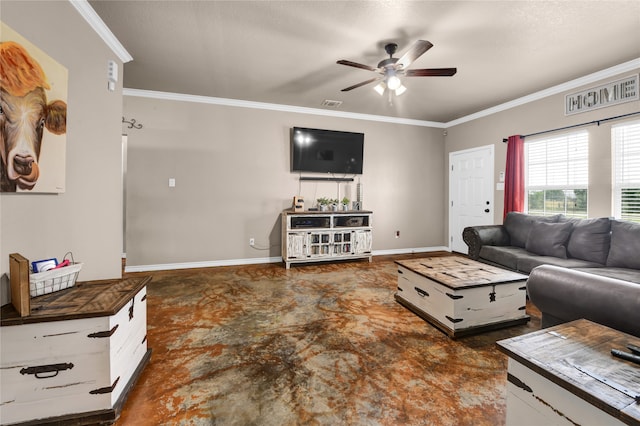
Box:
[52,259,70,269]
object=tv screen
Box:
[291,127,364,174]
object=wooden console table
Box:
[281,209,372,269]
[0,276,151,425]
[497,319,640,426]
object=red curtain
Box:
[503,135,524,220]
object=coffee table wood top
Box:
[497,319,640,425]
[395,256,527,290]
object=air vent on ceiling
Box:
[321,99,343,108]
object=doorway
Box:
[449,145,494,253]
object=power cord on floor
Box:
[250,241,280,251]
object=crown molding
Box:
[69,0,133,63]
[445,58,640,127]
[123,88,445,128]
[124,58,639,129]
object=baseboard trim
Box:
[124,246,451,273]
[124,256,282,273]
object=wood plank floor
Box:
[117,253,541,425]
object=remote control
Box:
[612,348,640,365]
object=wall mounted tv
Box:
[291,127,364,174]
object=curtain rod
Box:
[502,111,640,143]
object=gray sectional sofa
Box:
[463,212,640,337]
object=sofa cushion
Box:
[606,220,640,269]
[563,217,611,264]
[517,255,602,274]
[479,246,529,271]
[525,221,573,258]
[503,212,561,248]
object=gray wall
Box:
[123,95,446,268]
[445,69,640,228]
[1,1,125,304]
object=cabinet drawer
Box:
[0,351,113,423]
[0,317,109,365]
[396,266,455,322]
[396,266,436,312]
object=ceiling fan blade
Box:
[396,40,433,69]
[337,60,377,72]
[405,68,457,77]
[341,77,381,92]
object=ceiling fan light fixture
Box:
[373,82,386,96]
[395,84,407,96]
[386,75,402,91]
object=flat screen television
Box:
[290,127,364,174]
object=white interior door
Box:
[449,145,494,254]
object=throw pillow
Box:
[565,217,611,264]
[504,212,562,248]
[525,221,574,258]
[606,220,640,269]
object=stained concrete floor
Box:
[117,254,541,425]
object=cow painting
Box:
[0,40,67,192]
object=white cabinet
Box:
[0,277,151,425]
[281,210,373,268]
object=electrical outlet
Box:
[249,238,255,246]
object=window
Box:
[525,131,588,218]
[612,120,640,223]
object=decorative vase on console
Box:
[317,197,330,211]
[341,197,350,211]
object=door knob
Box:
[484,209,490,213]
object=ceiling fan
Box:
[337,40,457,97]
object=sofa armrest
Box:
[462,225,510,259]
[527,265,640,338]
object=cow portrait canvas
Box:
[1,22,68,193]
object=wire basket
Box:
[29,262,83,297]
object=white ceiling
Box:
[89,0,640,123]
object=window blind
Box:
[526,131,589,189]
[525,131,589,217]
[612,120,640,222]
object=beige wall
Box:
[445,69,640,232]
[1,1,125,304]
[123,96,446,268]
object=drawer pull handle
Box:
[446,292,463,300]
[90,376,120,394]
[397,269,404,274]
[141,294,147,302]
[20,362,74,379]
[396,287,403,292]
[88,324,119,338]
[446,316,463,323]
[414,287,429,297]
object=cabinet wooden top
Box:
[497,319,640,425]
[396,256,527,289]
[282,209,372,215]
[1,276,151,326]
